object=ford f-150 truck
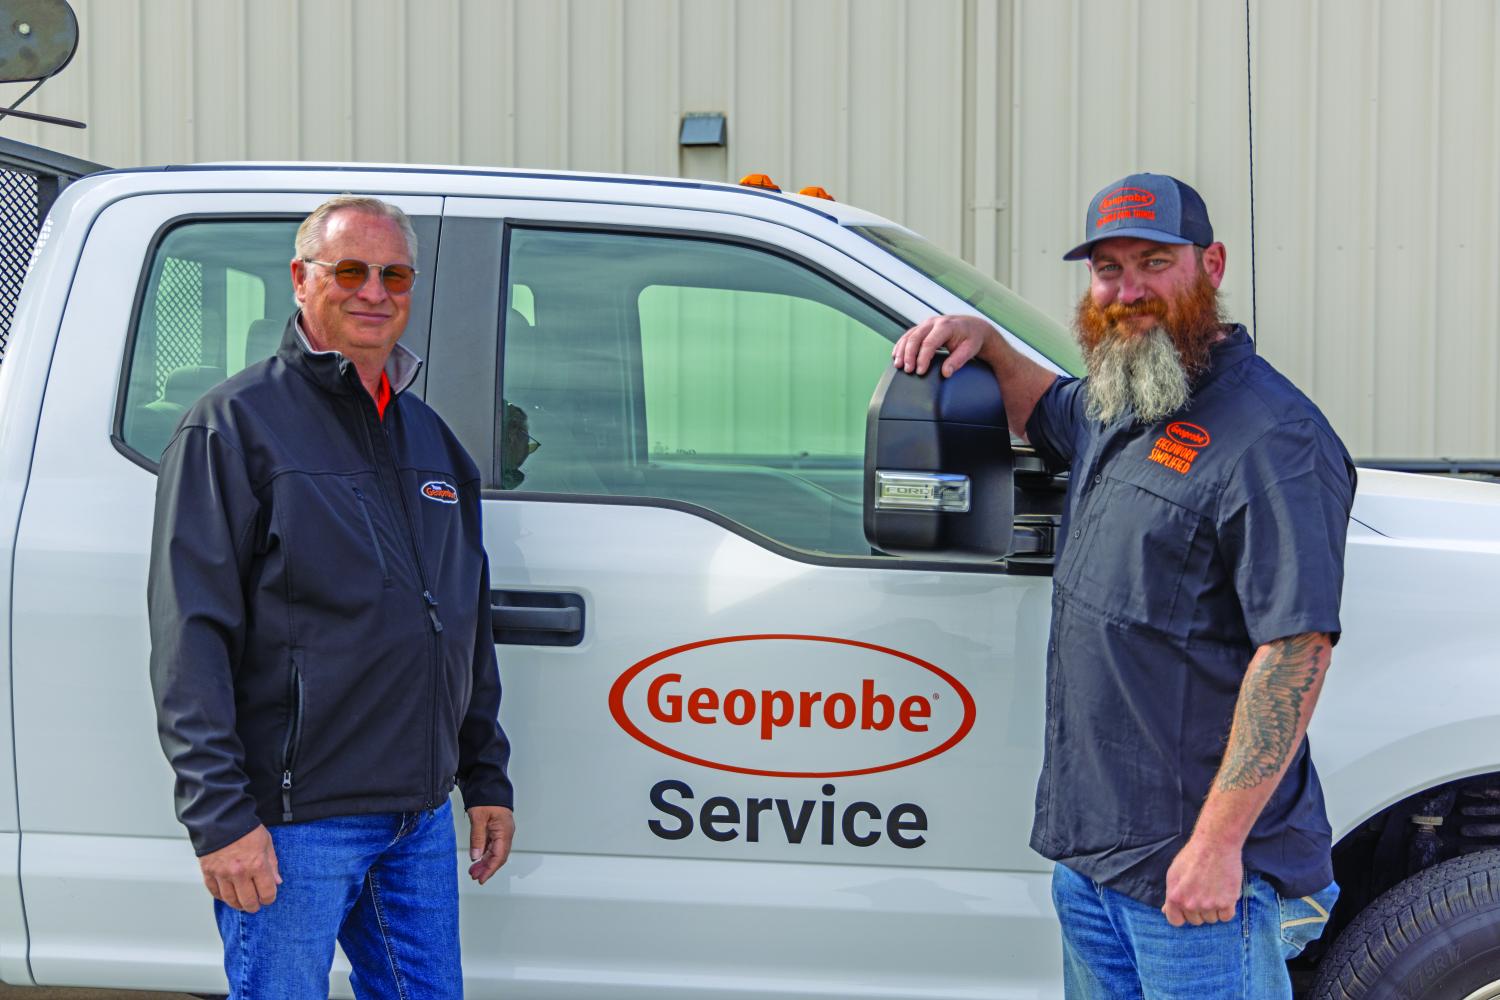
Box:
[0,156,1497,1000]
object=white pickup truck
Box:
[0,153,1497,1000]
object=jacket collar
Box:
[276,312,423,400]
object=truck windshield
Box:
[853,225,1084,376]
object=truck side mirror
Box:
[863,359,1014,562]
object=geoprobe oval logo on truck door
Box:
[608,634,977,778]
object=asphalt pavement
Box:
[0,987,192,999]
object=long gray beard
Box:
[1084,326,1191,424]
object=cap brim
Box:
[1062,228,1196,261]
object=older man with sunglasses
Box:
[149,196,514,998]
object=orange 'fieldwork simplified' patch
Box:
[1147,436,1200,475]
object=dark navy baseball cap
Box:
[1063,173,1214,261]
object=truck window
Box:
[499,227,905,558]
[853,224,1085,376]
[118,219,298,462]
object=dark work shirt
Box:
[1025,326,1356,908]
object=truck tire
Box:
[1311,849,1500,999]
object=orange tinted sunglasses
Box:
[302,258,418,294]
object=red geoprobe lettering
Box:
[609,634,977,779]
[646,674,931,739]
[1098,187,1156,212]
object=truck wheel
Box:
[1311,850,1500,999]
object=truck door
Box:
[426,197,1063,998]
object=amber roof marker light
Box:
[738,173,781,192]
[798,186,835,201]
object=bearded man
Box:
[893,173,1356,999]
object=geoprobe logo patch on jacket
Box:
[608,634,977,778]
[420,480,459,504]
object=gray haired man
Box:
[150,195,514,997]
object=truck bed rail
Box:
[1358,459,1500,482]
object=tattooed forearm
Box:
[1215,633,1328,792]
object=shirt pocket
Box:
[1063,475,1205,637]
[406,468,470,573]
[351,486,392,587]
[277,473,397,610]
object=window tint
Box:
[500,228,905,557]
[120,220,298,461]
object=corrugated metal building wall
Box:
[2,0,1495,459]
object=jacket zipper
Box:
[352,486,391,586]
[355,384,446,809]
[281,661,304,822]
[389,436,446,809]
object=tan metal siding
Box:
[2,0,1497,457]
[1244,0,1500,457]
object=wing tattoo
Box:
[1215,633,1327,793]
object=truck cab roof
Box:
[78,160,906,232]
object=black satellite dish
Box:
[0,0,76,82]
[0,0,83,128]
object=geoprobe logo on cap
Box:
[1096,186,1158,228]
[608,634,977,778]
[420,480,459,504]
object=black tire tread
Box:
[1312,848,1500,1000]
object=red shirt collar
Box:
[374,370,392,420]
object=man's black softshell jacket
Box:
[148,317,513,856]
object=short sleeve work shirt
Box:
[1025,326,1356,908]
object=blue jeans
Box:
[1051,862,1338,999]
[215,800,461,1000]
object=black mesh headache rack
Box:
[0,136,102,366]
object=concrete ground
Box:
[0,987,192,999]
